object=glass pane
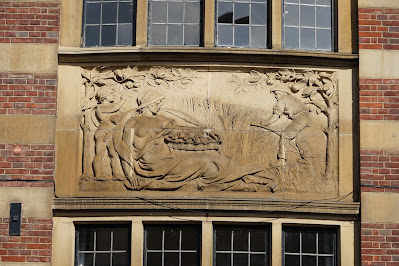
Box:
[118,24,133,46]
[146,227,163,250]
[147,252,162,266]
[216,229,231,251]
[96,228,111,251]
[316,29,332,50]
[149,24,167,45]
[78,253,93,266]
[233,253,248,266]
[168,2,184,23]
[285,0,299,3]
[101,25,117,46]
[284,4,299,26]
[151,2,167,23]
[181,227,198,250]
[165,252,179,265]
[181,253,198,266]
[167,24,183,45]
[300,27,315,50]
[251,3,267,25]
[318,231,335,254]
[217,24,233,46]
[233,228,249,251]
[316,6,331,28]
[250,229,266,252]
[284,27,299,49]
[285,231,300,253]
[251,26,266,48]
[113,252,129,266]
[316,0,331,6]
[86,3,101,24]
[302,0,315,4]
[95,253,111,266]
[113,227,130,251]
[118,2,134,24]
[302,232,316,253]
[319,256,334,266]
[185,2,200,23]
[234,25,249,47]
[285,255,299,265]
[164,227,180,250]
[78,228,95,251]
[300,5,315,27]
[184,24,200,46]
[302,255,317,266]
[218,2,233,24]
[102,2,117,24]
[235,3,249,24]
[216,253,231,266]
[250,254,265,266]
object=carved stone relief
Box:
[80,66,339,194]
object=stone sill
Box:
[53,197,360,216]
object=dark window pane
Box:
[102,2,118,24]
[85,25,100,47]
[318,231,335,254]
[168,2,184,23]
[119,2,134,24]
[285,255,299,266]
[113,226,130,251]
[217,24,233,46]
[218,2,233,24]
[284,4,299,26]
[78,228,95,251]
[164,252,179,265]
[302,0,315,4]
[181,253,198,266]
[302,255,317,266]
[251,3,267,25]
[285,0,299,3]
[164,227,180,250]
[101,25,117,46]
[147,252,162,266]
[181,227,198,250]
[96,228,111,251]
[250,229,266,252]
[234,25,249,47]
[78,253,94,266]
[302,232,316,253]
[235,3,249,24]
[118,24,133,46]
[250,254,265,266]
[151,1,167,23]
[146,227,163,250]
[233,228,249,251]
[251,26,267,48]
[300,28,315,50]
[285,231,300,253]
[167,24,183,46]
[96,253,111,266]
[184,24,200,46]
[216,228,232,251]
[300,5,315,27]
[233,253,248,266]
[149,24,167,45]
[319,256,334,266]
[185,2,201,23]
[316,29,332,50]
[316,6,331,28]
[113,252,129,266]
[86,3,101,24]
[216,253,231,266]
[316,0,331,5]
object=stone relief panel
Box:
[79,66,339,195]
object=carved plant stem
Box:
[324,104,338,179]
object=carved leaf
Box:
[308,74,320,86]
[302,86,318,97]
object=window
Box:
[215,0,269,48]
[148,0,203,46]
[214,225,269,266]
[282,0,333,51]
[82,0,136,47]
[283,227,337,266]
[75,224,131,266]
[144,224,201,266]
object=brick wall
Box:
[0,1,59,44]
[0,72,57,115]
[359,8,399,50]
[0,217,52,263]
[359,79,399,121]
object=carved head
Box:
[136,90,165,114]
